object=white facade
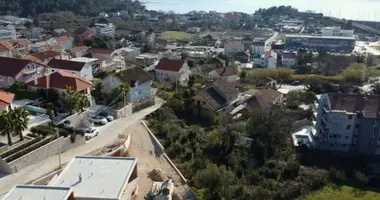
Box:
[93,23,115,37]
[266,57,277,69]
[282,57,296,67]
[315,94,355,152]
[155,64,190,84]
[0,25,16,40]
[0,50,12,58]
[48,63,93,81]
[224,41,244,57]
[322,26,354,37]
[208,70,237,82]
[252,45,265,55]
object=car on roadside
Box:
[84,127,99,140]
[292,81,300,85]
[89,115,108,125]
[98,112,114,122]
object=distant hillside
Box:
[0,0,145,17]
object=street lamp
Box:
[56,127,61,167]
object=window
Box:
[372,130,375,137]
[355,124,359,128]
[329,135,332,138]
[374,121,379,127]
[343,144,347,147]
[345,136,349,140]
[337,134,342,138]
[347,125,351,130]
[369,141,373,147]
[348,115,352,119]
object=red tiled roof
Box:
[27,71,92,91]
[0,91,14,108]
[0,44,9,52]
[71,46,88,52]
[88,48,115,55]
[31,50,60,61]
[155,58,185,72]
[0,40,13,50]
[47,59,86,72]
[12,40,28,47]
[0,57,31,77]
[214,67,236,77]
[73,27,91,35]
[54,36,71,43]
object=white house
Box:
[322,26,354,37]
[155,58,190,84]
[224,41,244,57]
[208,67,237,82]
[253,51,277,69]
[281,52,297,67]
[84,48,125,70]
[47,59,93,81]
[0,24,16,40]
[93,23,115,37]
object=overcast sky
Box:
[146,0,380,21]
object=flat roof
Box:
[52,156,137,200]
[71,57,98,63]
[2,185,73,200]
[286,35,355,40]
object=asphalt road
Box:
[0,98,164,198]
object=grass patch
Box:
[368,65,380,77]
[158,31,194,40]
[302,184,380,200]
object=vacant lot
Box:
[125,122,194,200]
[158,31,194,40]
[302,184,380,200]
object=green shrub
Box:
[282,161,300,180]
[0,138,42,159]
[30,125,55,138]
[354,170,369,185]
[58,128,70,137]
[70,134,76,143]
[75,128,85,136]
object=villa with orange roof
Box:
[0,90,14,111]
[47,59,94,81]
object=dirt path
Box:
[125,122,194,200]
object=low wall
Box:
[115,104,133,119]
[106,134,131,157]
[3,135,86,174]
[0,145,9,154]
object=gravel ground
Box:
[125,122,195,200]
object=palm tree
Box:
[75,93,90,112]
[1,110,14,145]
[62,86,76,114]
[11,107,29,141]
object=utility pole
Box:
[56,127,61,167]
[123,90,126,118]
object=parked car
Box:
[84,127,99,140]
[292,81,300,86]
[89,115,107,125]
[99,112,114,122]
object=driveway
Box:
[0,97,164,198]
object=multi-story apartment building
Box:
[316,93,380,155]
[322,26,354,37]
[93,23,115,37]
[0,24,16,40]
[284,35,355,53]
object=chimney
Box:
[33,75,38,85]
[78,173,82,182]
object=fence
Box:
[0,135,86,174]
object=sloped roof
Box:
[282,52,296,59]
[22,55,42,63]
[155,58,185,72]
[214,67,236,77]
[247,88,282,113]
[0,57,31,77]
[88,48,115,55]
[205,57,225,65]
[0,40,13,50]
[115,67,153,86]
[71,46,88,53]
[27,71,92,91]
[47,59,86,72]
[54,36,72,43]
[73,27,91,35]
[0,44,9,52]
[31,50,60,61]
[0,91,14,108]
[212,79,238,98]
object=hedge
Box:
[30,125,56,138]
[0,138,42,159]
[5,136,57,163]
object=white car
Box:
[90,115,107,125]
[99,112,114,122]
[85,128,99,140]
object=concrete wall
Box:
[115,104,133,119]
[2,135,86,174]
